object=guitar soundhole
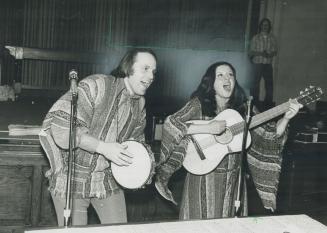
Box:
[214,128,233,144]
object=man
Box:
[249,18,277,110]
[39,48,157,226]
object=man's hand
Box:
[262,50,270,57]
[262,50,276,58]
[96,142,134,166]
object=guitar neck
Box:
[249,102,290,129]
[230,102,290,135]
[225,86,321,136]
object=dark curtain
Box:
[1,0,253,90]
[0,0,23,85]
[127,0,249,50]
[21,0,130,89]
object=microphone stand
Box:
[234,97,252,217]
[64,70,78,227]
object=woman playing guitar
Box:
[155,61,303,219]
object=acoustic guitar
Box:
[183,86,323,175]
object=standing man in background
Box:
[249,18,278,110]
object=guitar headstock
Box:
[296,86,324,106]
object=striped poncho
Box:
[39,74,154,199]
[157,97,287,219]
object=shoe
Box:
[155,180,177,205]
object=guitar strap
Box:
[188,135,206,160]
[186,114,208,161]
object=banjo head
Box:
[111,140,152,189]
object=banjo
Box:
[183,86,323,175]
[111,140,153,189]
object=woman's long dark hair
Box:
[191,62,247,117]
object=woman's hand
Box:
[208,120,226,135]
[96,142,133,166]
[284,99,303,120]
[187,119,226,135]
[276,99,303,136]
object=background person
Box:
[249,18,278,110]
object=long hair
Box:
[191,62,247,117]
[110,48,157,78]
[258,18,272,33]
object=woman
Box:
[155,61,301,219]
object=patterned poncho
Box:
[39,74,154,199]
[157,97,287,219]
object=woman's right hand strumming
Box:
[186,119,226,136]
[208,120,226,135]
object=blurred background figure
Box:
[249,18,277,111]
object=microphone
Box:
[246,96,253,121]
[69,69,78,95]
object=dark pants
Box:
[250,64,274,108]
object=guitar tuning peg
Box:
[305,88,308,91]
[300,91,303,94]
[310,85,313,88]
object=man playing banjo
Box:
[39,48,157,226]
